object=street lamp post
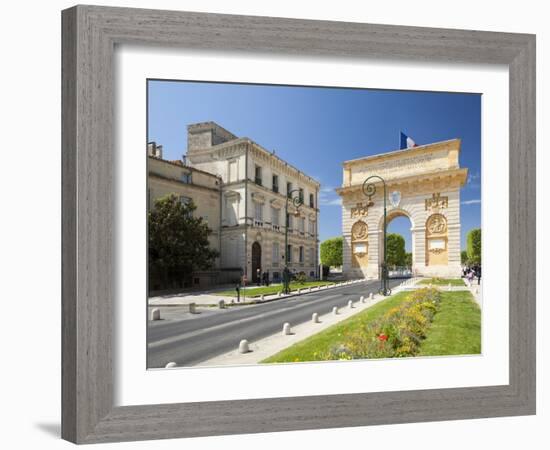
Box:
[362,175,392,296]
[283,189,304,294]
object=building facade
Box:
[336,139,468,280]
[148,142,222,260]
[186,122,320,283]
[147,122,320,286]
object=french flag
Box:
[400,132,418,149]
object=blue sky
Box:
[148,80,481,251]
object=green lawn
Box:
[214,280,335,298]
[418,278,465,286]
[261,290,480,363]
[418,291,481,356]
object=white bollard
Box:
[260,294,265,301]
[150,308,160,321]
[332,306,339,315]
[218,299,225,309]
[360,295,364,303]
[238,339,250,353]
[348,300,354,309]
[188,303,196,314]
[369,293,374,300]
[165,362,177,368]
[297,289,301,295]
[448,283,452,291]
[312,313,319,323]
[278,291,282,297]
[282,322,292,335]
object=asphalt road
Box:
[147,278,403,368]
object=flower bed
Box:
[325,287,442,360]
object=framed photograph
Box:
[62,5,536,444]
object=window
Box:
[287,213,293,229]
[228,160,238,182]
[271,207,279,226]
[272,174,279,193]
[299,246,304,263]
[286,182,293,198]
[308,220,316,235]
[255,165,262,186]
[179,196,192,217]
[299,188,304,203]
[287,244,292,262]
[309,248,315,264]
[299,217,305,232]
[309,193,315,208]
[272,242,279,262]
[254,202,263,221]
[179,196,192,206]
[181,172,192,184]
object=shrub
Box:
[295,272,307,284]
[323,287,442,360]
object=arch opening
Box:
[379,210,414,279]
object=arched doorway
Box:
[378,209,414,279]
[251,242,262,283]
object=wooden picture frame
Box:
[62,5,536,444]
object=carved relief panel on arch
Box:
[351,220,369,268]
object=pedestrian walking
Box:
[466,269,474,287]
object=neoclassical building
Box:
[147,122,320,286]
[186,122,320,283]
[336,139,468,279]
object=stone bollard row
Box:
[239,339,250,353]
[282,322,292,335]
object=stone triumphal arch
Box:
[336,139,468,279]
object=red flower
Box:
[378,333,388,342]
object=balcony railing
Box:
[272,224,281,232]
[253,219,264,227]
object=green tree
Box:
[320,237,343,267]
[148,194,219,286]
[466,228,482,264]
[386,233,406,268]
[404,252,413,268]
[461,250,469,265]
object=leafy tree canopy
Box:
[386,233,406,268]
[466,228,482,265]
[320,237,343,267]
[148,194,219,282]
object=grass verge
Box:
[418,291,481,356]
[418,278,465,286]
[214,281,335,298]
[261,290,480,363]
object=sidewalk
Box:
[148,279,365,307]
